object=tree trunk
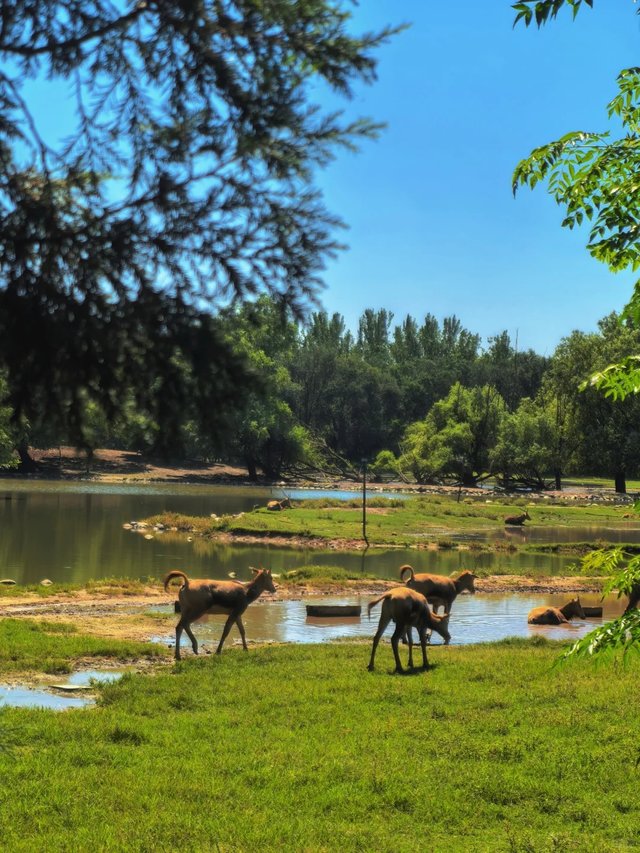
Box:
[614,470,627,494]
[554,468,562,491]
[245,457,258,481]
[16,440,37,473]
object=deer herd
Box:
[163,559,608,674]
[160,494,634,671]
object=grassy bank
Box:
[0,633,638,851]
[139,493,640,551]
[0,619,164,673]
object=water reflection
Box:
[1,479,639,585]
[157,591,626,649]
[0,685,93,709]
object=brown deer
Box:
[164,568,276,659]
[400,566,477,615]
[267,497,291,511]
[367,587,451,673]
[527,597,585,625]
[504,509,530,526]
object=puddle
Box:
[66,670,124,687]
[0,670,124,710]
[0,685,93,710]
[155,592,628,650]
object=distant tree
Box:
[356,308,394,367]
[491,398,559,490]
[0,378,18,467]
[0,2,397,448]
[399,383,506,486]
[471,331,548,411]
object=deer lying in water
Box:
[367,587,451,673]
[504,510,530,526]
[163,568,276,660]
[267,497,291,511]
[400,565,477,615]
[527,597,585,625]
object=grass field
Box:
[141,493,640,551]
[0,621,638,851]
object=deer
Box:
[163,568,276,660]
[400,565,477,616]
[504,510,530,526]
[367,587,451,674]
[266,497,291,511]
[527,597,585,625]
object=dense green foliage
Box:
[1,638,639,850]
[0,1,396,450]
[5,299,640,490]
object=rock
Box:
[40,579,53,586]
[0,579,16,585]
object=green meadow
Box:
[0,620,638,851]
[143,493,640,552]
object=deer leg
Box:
[390,625,405,674]
[419,627,429,670]
[368,611,391,671]
[174,618,198,660]
[216,611,239,654]
[405,625,415,669]
[184,621,198,655]
[235,615,248,651]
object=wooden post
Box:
[362,459,368,545]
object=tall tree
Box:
[0,1,397,447]
[399,383,506,486]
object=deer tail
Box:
[367,593,388,616]
[399,564,415,583]
[164,570,189,593]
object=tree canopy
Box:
[0,1,396,444]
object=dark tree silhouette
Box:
[0,1,396,449]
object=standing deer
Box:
[367,587,451,674]
[504,509,530,526]
[164,568,276,659]
[400,565,476,615]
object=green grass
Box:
[0,576,157,599]
[142,493,639,552]
[0,619,164,673]
[0,635,638,851]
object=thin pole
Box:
[362,459,368,544]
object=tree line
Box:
[2,297,639,493]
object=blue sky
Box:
[314,1,640,355]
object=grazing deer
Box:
[527,597,585,625]
[164,568,276,660]
[267,497,291,511]
[400,566,476,615]
[504,509,530,526]
[367,587,451,674]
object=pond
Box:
[155,590,627,649]
[1,480,639,585]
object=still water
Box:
[1,480,640,585]
[155,591,627,648]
